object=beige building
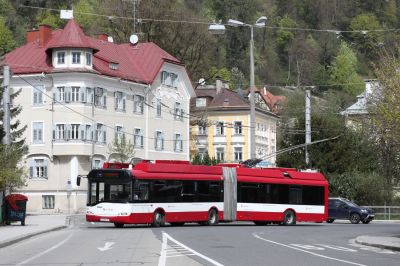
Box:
[190,79,281,164]
[3,20,194,213]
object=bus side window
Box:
[133,181,149,202]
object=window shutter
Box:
[80,127,85,140]
[161,133,164,150]
[29,159,34,178]
[38,90,43,104]
[43,159,48,178]
[80,90,86,103]
[33,91,38,104]
[33,128,37,142]
[103,128,107,143]
[87,87,93,103]
[122,95,126,111]
[52,125,56,140]
[114,92,118,110]
[38,128,43,142]
[65,87,72,102]
[103,94,107,107]
[154,132,157,149]
[52,88,58,103]
[66,124,72,140]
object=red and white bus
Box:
[82,161,328,227]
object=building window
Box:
[156,98,162,117]
[109,63,119,70]
[33,85,45,105]
[94,87,106,108]
[170,73,178,88]
[234,147,243,161]
[196,98,206,107]
[115,126,124,141]
[174,133,183,152]
[198,148,207,160]
[234,121,243,135]
[133,95,144,114]
[216,147,224,161]
[93,159,102,169]
[56,87,65,102]
[198,125,207,135]
[57,52,65,64]
[71,124,80,140]
[42,195,55,209]
[216,122,224,135]
[96,123,106,143]
[114,91,126,111]
[155,131,164,150]
[86,53,92,66]
[32,122,44,144]
[29,158,48,179]
[72,52,81,64]
[53,124,66,140]
[174,102,183,120]
[134,128,144,148]
[161,71,178,87]
[71,87,80,102]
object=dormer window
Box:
[72,52,81,64]
[109,63,118,70]
[57,52,65,64]
[86,53,92,66]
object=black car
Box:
[327,197,374,224]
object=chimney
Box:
[26,29,39,43]
[216,76,223,94]
[263,86,267,95]
[97,33,108,41]
[39,24,52,46]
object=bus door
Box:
[222,167,237,221]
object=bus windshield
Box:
[87,169,132,206]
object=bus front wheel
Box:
[206,209,219,226]
[283,210,296,226]
[152,211,165,227]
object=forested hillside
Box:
[1,0,400,204]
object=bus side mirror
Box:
[77,175,81,186]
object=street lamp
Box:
[209,16,267,159]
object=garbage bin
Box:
[4,194,28,226]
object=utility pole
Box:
[249,25,256,159]
[305,89,311,167]
[2,65,11,145]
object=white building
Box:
[3,20,195,213]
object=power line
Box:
[19,4,400,34]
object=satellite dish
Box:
[107,36,114,43]
[198,78,205,85]
[129,34,139,45]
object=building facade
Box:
[3,20,194,213]
[190,79,280,164]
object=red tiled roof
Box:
[3,19,181,84]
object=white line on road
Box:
[158,232,224,266]
[97,242,115,251]
[16,232,74,265]
[253,233,367,266]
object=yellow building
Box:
[190,79,281,164]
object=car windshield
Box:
[342,199,359,208]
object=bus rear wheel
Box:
[152,211,165,227]
[114,223,124,228]
[206,209,218,226]
[283,210,296,226]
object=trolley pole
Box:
[305,89,311,166]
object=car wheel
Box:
[350,213,361,224]
[283,210,296,226]
[326,219,335,223]
[362,220,370,224]
[152,211,165,227]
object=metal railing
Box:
[364,206,400,220]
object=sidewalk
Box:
[0,214,69,248]
[355,235,400,252]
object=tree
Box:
[0,18,15,56]
[328,41,364,96]
[107,137,135,163]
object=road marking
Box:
[97,242,115,251]
[291,244,325,250]
[158,232,224,266]
[317,244,357,252]
[253,233,367,266]
[16,232,73,265]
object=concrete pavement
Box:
[0,213,69,248]
[1,215,400,253]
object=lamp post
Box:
[209,16,267,159]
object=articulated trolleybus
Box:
[83,161,328,228]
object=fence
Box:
[364,206,400,220]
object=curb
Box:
[0,225,67,249]
[355,237,400,252]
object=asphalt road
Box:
[0,215,399,266]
